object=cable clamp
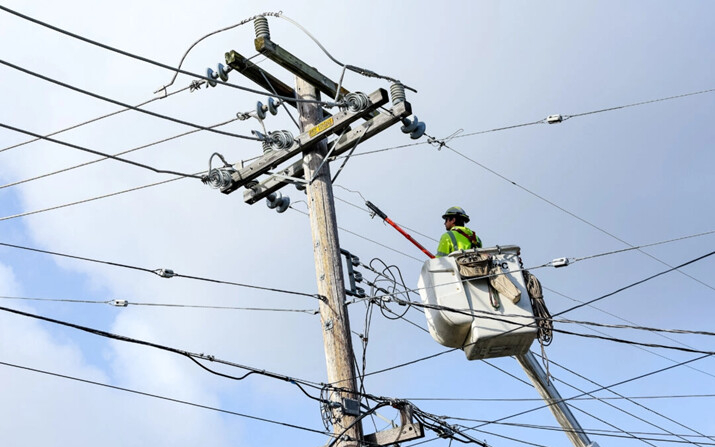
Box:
[546,114,563,124]
[109,299,128,307]
[551,257,570,268]
[189,80,204,92]
[155,268,176,278]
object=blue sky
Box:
[1,1,713,446]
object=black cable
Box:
[1,176,186,222]
[0,85,190,154]
[0,122,203,179]
[0,5,337,107]
[1,117,238,190]
[0,361,332,436]
[0,304,331,397]
[447,144,715,293]
[466,354,711,431]
[541,353,715,444]
[0,294,319,314]
[554,250,715,317]
[0,241,322,300]
[0,59,260,141]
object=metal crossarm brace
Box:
[225,50,298,108]
[220,88,389,195]
[225,50,334,119]
[255,36,379,119]
[243,100,411,203]
[255,36,349,100]
[364,404,424,446]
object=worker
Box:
[436,206,482,257]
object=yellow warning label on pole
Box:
[308,117,334,138]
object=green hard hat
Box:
[442,206,470,223]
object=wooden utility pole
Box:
[296,77,363,447]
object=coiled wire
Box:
[523,270,552,345]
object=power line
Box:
[445,144,715,292]
[0,58,261,141]
[541,353,715,444]
[0,5,338,107]
[0,241,322,300]
[554,250,715,317]
[0,117,239,190]
[0,295,319,314]
[402,394,715,402]
[0,84,191,155]
[0,304,329,394]
[0,176,187,222]
[0,121,203,179]
[544,285,715,380]
[0,360,333,437]
[466,354,712,432]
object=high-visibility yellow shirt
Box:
[436,226,482,257]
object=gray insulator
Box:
[401,116,426,139]
[390,82,406,105]
[206,68,217,87]
[262,140,272,154]
[205,168,234,189]
[266,192,290,213]
[401,116,419,132]
[256,101,267,120]
[344,92,370,113]
[217,63,229,82]
[254,16,270,39]
[410,121,426,140]
[267,97,279,116]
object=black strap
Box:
[453,228,478,248]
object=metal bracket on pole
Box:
[219,88,389,195]
[516,352,600,447]
[243,100,412,204]
[364,403,425,446]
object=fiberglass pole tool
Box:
[365,201,435,259]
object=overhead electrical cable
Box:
[553,250,715,317]
[0,84,191,155]
[0,176,186,222]
[0,361,333,437]
[376,296,698,447]
[0,5,339,107]
[157,11,283,91]
[446,144,715,292]
[466,354,711,433]
[541,353,715,443]
[0,295,318,314]
[443,417,715,446]
[0,241,321,300]
[0,59,261,141]
[0,304,331,395]
[403,394,715,403]
[0,122,204,179]
[544,285,715,380]
[0,117,239,190]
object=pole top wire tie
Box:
[427,129,463,150]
